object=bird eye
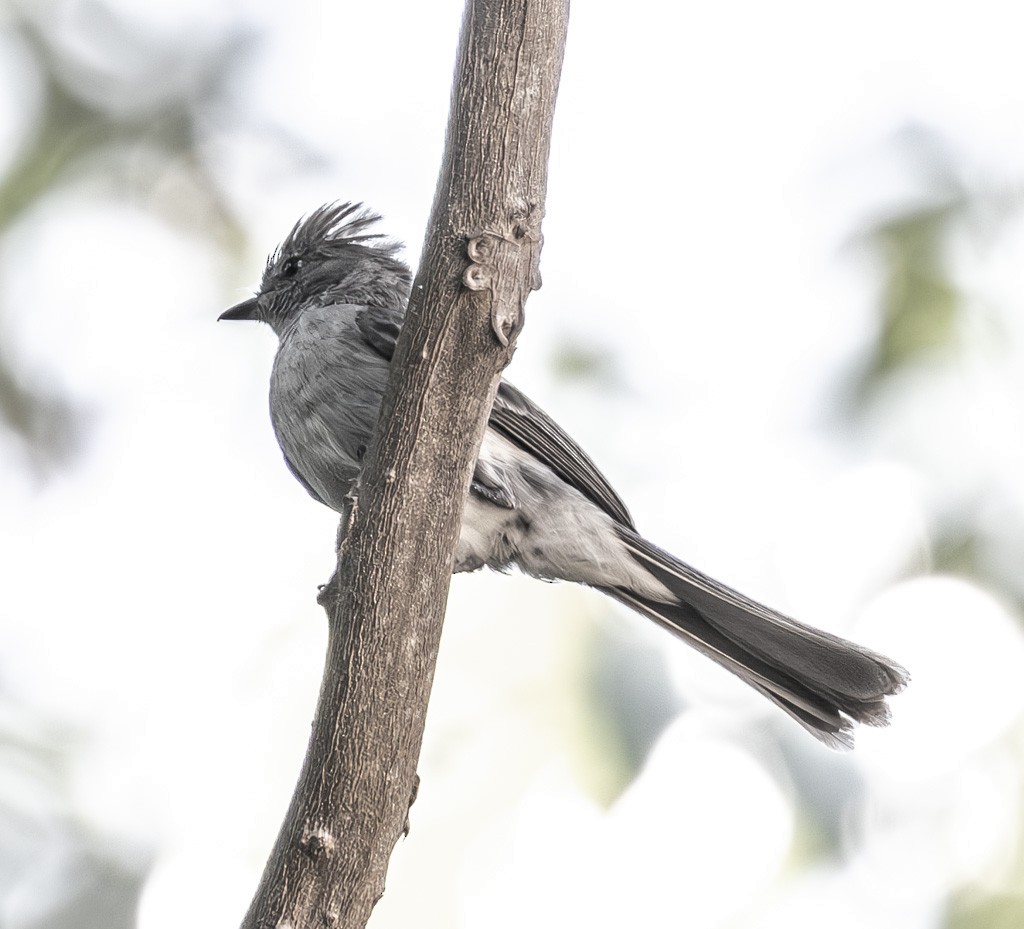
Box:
[280,256,303,278]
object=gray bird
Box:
[221,202,908,749]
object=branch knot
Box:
[298,823,338,860]
[463,202,544,347]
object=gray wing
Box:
[355,304,634,528]
[356,304,403,360]
[489,381,635,528]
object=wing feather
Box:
[489,382,635,528]
[356,304,633,526]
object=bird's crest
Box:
[265,201,401,276]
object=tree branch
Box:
[239,1,569,927]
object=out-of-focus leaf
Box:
[945,891,1024,929]
[931,521,984,578]
[844,126,1024,408]
[0,695,148,929]
[862,197,965,377]
[551,339,622,390]
[575,610,681,805]
[0,343,83,476]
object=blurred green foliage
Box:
[550,340,622,390]
[0,12,251,475]
[850,128,1024,928]
[946,890,1024,929]
[849,125,1022,401]
[0,698,148,927]
[0,4,265,921]
[860,194,963,378]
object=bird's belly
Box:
[274,406,363,511]
[455,487,673,602]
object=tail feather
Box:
[610,529,909,749]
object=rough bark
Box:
[239,1,569,927]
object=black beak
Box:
[219,296,260,321]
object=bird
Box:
[220,201,908,749]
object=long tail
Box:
[606,528,909,749]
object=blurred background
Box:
[2,0,1024,926]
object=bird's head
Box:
[219,202,412,335]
